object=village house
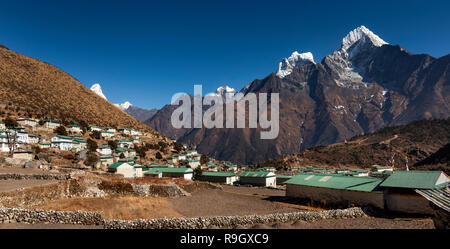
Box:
[73,138,87,150]
[115,148,129,158]
[0,121,5,130]
[12,149,33,161]
[144,168,163,178]
[168,156,177,164]
[131,136,140,143]
[99,155,114,167]
[276,175,292,185]
[372,165,394,173]
[346,169,369,177]
[17,117,37,127]
[39,143,51,149]
[145,167,193,180]
[239,171,277,187]
[187,158,200,169]
[105,126,116,133]
[42,120,60,129]
[186,150,198,156]
[285,173,385,210]
[88,125,103,132]
[196,172,238,185]
[68,124,82,133]
[207,164,218,172]
[100,130,115,139]
[379,170,450,215]
[128,149,136,158]
[118,128,131,135]
[97,144,112,155]
[108,162,137,178]
[15,132,29,144]
[51,135,73,150]
[116,139,132,148]
[28,134,39,144]
[130,129,141,136]
[177,153,186,161]
[223,164,238,172]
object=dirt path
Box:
[170,188,299,217]
[380,134,399,145]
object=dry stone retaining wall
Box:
[0,207,366,228]
[0,173,71,180]
[103,207,367,229]
[0,208,103,225]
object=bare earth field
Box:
[0,179,58,192]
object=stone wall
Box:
[0,208,103,225]
[0,207,367,229]
[103,207,367,229]
[0,173,71,180]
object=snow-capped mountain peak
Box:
[90,83,133,110]
[340,25,388,53]
[276,51,315,78]
[90,83,107,100]
[216,85,236,97]
[115,101,133,110]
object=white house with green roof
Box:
[28,134,39,144]
[380,170,449,215]
[99,155,114,167]
[97,144,112,155]
[69,124,82,133]
[186,150,198,156]
[39,143,51,149]
[100,130,115,139]
[196,172,238,185]
[0,121,5,130]
[187,158,200,169]
[42,120,60,129]
[88,125,103,132]
[17,117,37,127]
[239,171,276,187]
[105,127,116,133]
[51,135,74,150]
[116,139,132,148]
[177,153,186,161]
[107,162,135,178]
[118,128,131,135]
[145,167,193,180]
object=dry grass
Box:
[32,196,183,220]
[0,47,156,134]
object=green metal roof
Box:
[108,162,125,169]
[380,171,449,190]
[285,173,383,192]
[240,171,275,178]
[157,167,193,173]
[201,172,236,177]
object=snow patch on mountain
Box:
[90,83,133,110]
[114,101,133,110]
[341,25,388,52]
[276,51,315,78]
[90,83,107,100]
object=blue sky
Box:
[1,0,450,109]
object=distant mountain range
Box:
[257,118,450,174]
[147,25,450,164]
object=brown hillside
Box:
[0,46,156,134]
[257,118,450,174]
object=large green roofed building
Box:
[240,171,275,178]
[380,171,449,190]
[285,173,383,192]
[201,172,236,177]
